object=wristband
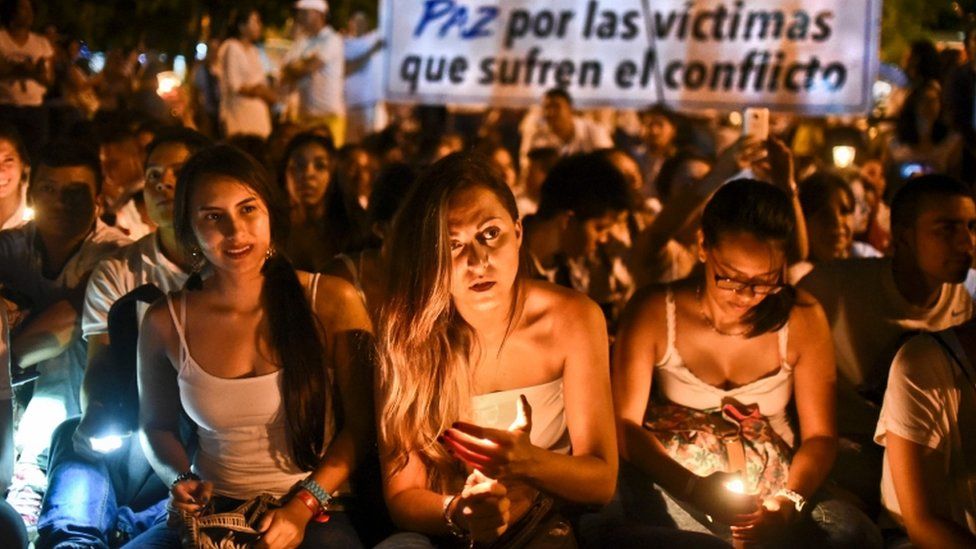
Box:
[774,488,807,513]
[171,470,200,488]
[442,493,469,541]
[294,489,331,523]
[298,476,334,511]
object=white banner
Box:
[382,0,881,114]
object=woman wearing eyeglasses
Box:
[612,179,882,547]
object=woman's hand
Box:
[711,136,767,183]
[730,496,798,544]
[254,499,313,549]
[689,471,760,525]
[440,395,538,480]
[169,478,213,515]
[452,469,512,544]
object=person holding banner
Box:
[613,179,882,548]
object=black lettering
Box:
[534,11,555,37]
[804,57,821,90]
[401,55,421,92]
[584,0,597,38]
[505,9,530,48]
[555,61,575,87]
[709,62,735,90]
[745,11,784,39]
[786,11,810,40]
[478,57,495,84]
[767,51,785,91]
[622,11,640,40]
[693,11,712,41]
[616,60,637,88]
[449,56,468,83]
[580,60,602,87]
[823,63,847,90]
[654,10,679,38]
[729,0,745,40]
[812,11,833,41]
[684,62,706,88]
[640,48,656,87]
[713,4,729,39]
[499,58,521,84]
[665,61,683,88]
[785,63,804,91]
[596,11,617,39]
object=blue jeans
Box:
[126,509,363,548]
[36,417,168,549]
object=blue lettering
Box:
[414,0,455,37]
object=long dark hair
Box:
[895,80,949,146]
[174,144,327,471]
[701,178,796,337]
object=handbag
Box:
[482,493,577,549]
[644,397,793,499]
[168,493,282,549]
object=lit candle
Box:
[724,478,746,494]
[832,145,856,168]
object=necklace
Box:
[696,285,748,337]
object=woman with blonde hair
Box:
[373,152,617,547]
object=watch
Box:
[774,488,807,513]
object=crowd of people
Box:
[1,0,976,547]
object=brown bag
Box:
[168,493,282,549]
[482,493,577,549]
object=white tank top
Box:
[471,378,571,454]
[653,287,796,447]
[165,273,334,499]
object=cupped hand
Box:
[730,496,797,544]
[254,499,313,549]
[689,471,760,525]
[440,395,537,480]
[451,469,512,544]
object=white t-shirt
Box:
[82,232,189,340]
[343,30,382,108]
[112,198,152,241]
[874,331,976,535]
[0,29,53,106]
[0,185,29,231]
[520,116,613,162]
[798,258,975,435]
[285,26,345,117]
[218,39,272,138]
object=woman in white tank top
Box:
[614,179,881,547]
[374,153,618,547]
[132,146,374,548]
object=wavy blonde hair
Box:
[378,153,521,491]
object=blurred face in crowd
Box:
[100,138,145,203]
[296,8,326,34]
[643,112,676,152]
[337,148,374,207]
[700,231,786,319]
[859,160,886,204]
[11,0,33,29]
[287,142,332,209]
[542,94,574,132]
[144,142,191,229]
[30,164,99,240]
[607,150,644,192]
[240,11,263,43]
[491,147,517,190]
[190,176,272,277]
[447,185,522,312]
[566,209,627,259]
[849,179,871,234]
[0,139,26,201]
[348,11,368,36]
[807,186,855,263]
[525,160,549,198]
[901,195,976,285]
[917,81,942,122]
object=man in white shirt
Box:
[99,128,153,240]
[343,11,385,144]
[799,174,976,514]
[874,327,976,546]
[0,0,53,158]
[519,88,613,168]
[282,0,347,145]
[36,129,209,548]
[0,143,130,528]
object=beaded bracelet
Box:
[298,476,334,511]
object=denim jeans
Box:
[126,509,363,548]
[36,417,168,549]
[618,461,883,548]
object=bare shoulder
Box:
[789,287,829,329]
[524,279,602,325]
[141,293,180,348]
[299,271,371,332]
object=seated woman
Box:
[612,179,882,547]
[374,153,618,547]
[874,322,976,548]
[131,145,374,548]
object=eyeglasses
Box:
[713,273,785,295]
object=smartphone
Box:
[742,107,770,141]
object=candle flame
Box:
[725,478,746,494]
